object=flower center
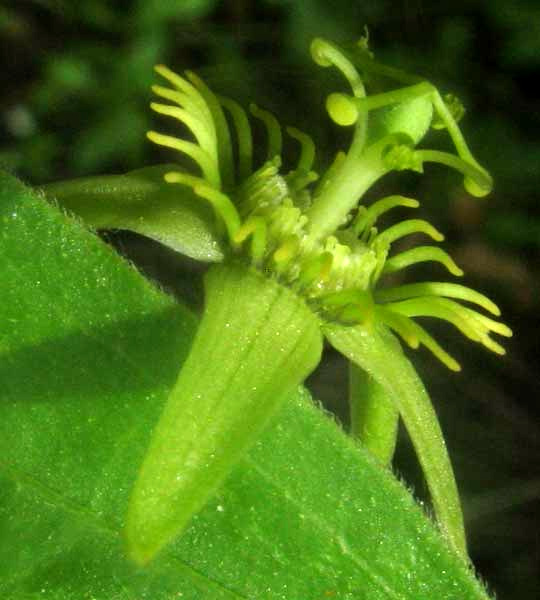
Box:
[145,37,510,370]
[232,157,384,303]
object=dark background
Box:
[1,1,538,598]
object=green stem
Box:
[324,321,468,560]
[125,261,323,565]
[349,362,399,465]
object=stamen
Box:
[147,131,220,188]
[353,195,419,237]
[382,246,463,276]
[406,320,462,371]
[219,96,253,181]
[186,71,235,188]
[375,282,501,316]
[375,219,444,247]
[249,104,283,160]
[286,127,316,172]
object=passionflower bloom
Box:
[44,36,511,566]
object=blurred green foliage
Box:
[1,1,538,598]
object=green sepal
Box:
[323,320,467,560]
[126,261,323,565]
[40,164,225,262]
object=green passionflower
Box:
[43,36,511,566]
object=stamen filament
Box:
[192,185,241,243]
[151,85,213,126]
[186,71,235,189]
[382,246,463,276]
[406,320,462,371]
[250,104,283,160]
[164,171,240,241]
[376,219,444,246]
[219,96,253,181]
[350,48,421,86]
[327,87,433,146]
[147,131,220,187]
[286,127,316,172]
[375,306,420,348]
[386,297,482,342]
[154,65,206,107]
[459,305,513,338]
[354,195,419,236]
[376,282,501,316]
[150,103,216,160]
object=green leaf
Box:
[0,170,491,598]
[40,164,225,262]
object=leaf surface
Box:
[0,171,490,599]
